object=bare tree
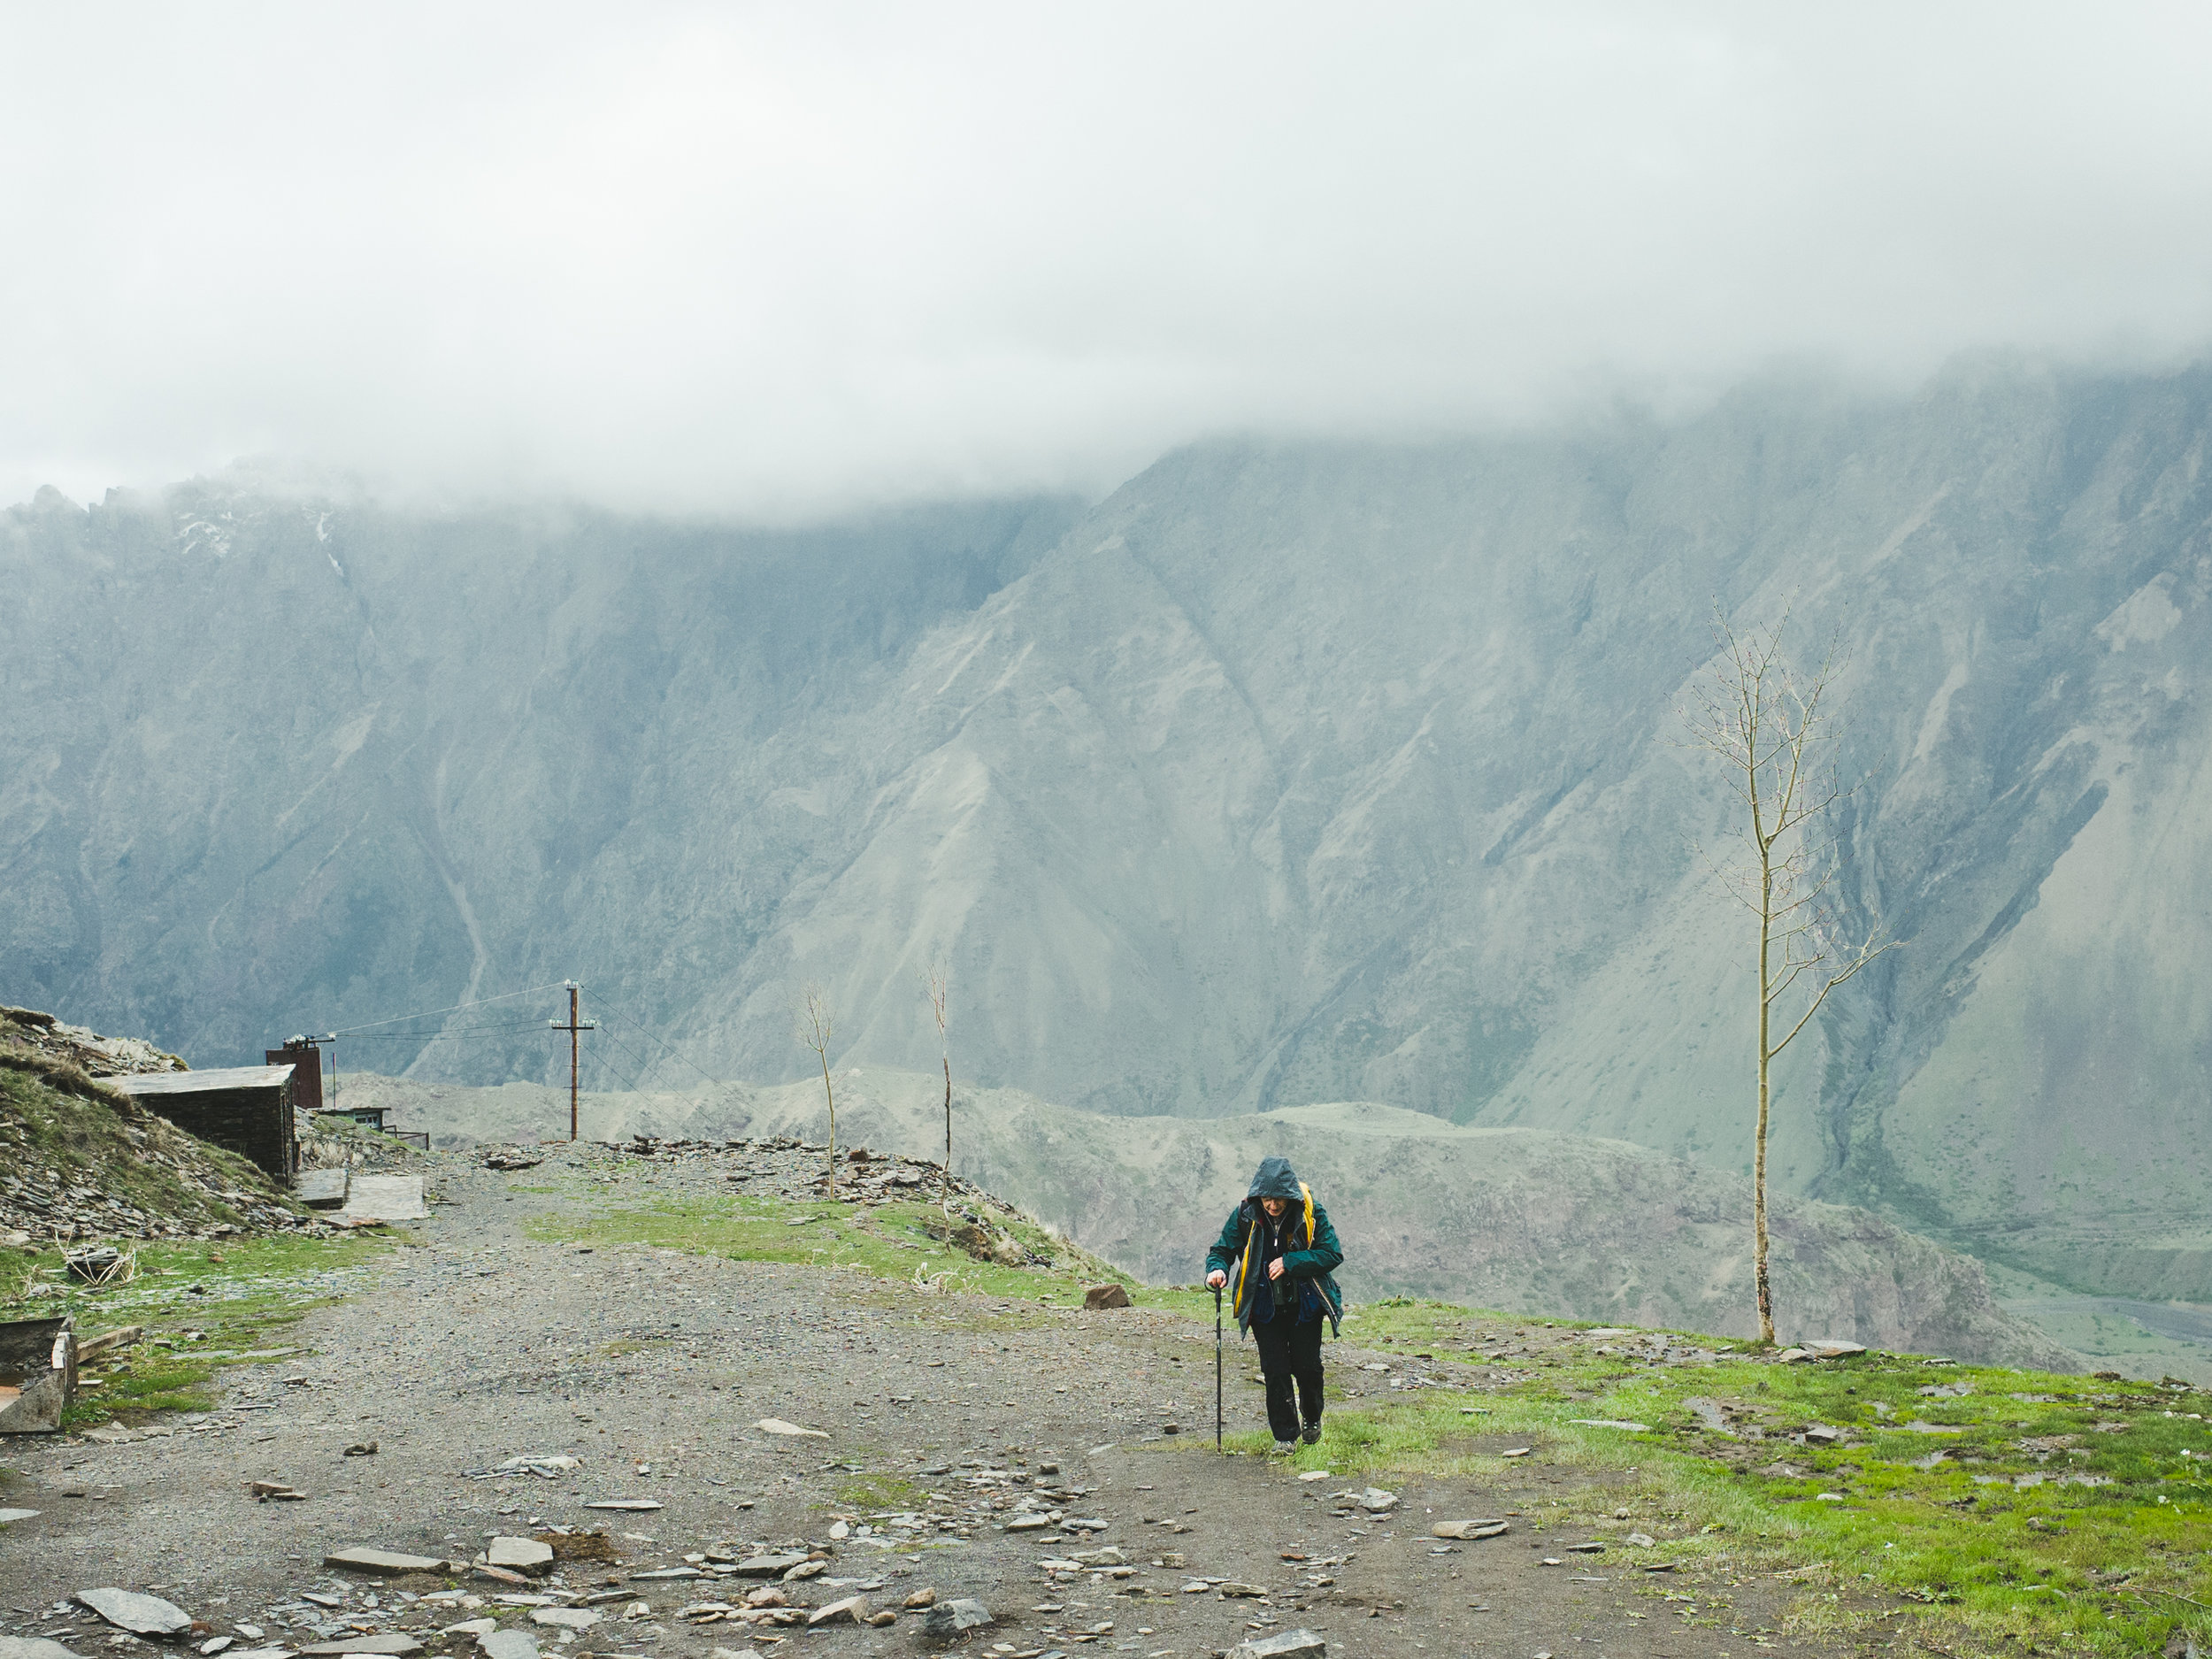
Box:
[797,983,839,1201]
[922,963,952,1234]
[1682,608,1897,1346]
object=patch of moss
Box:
[0,1233,390,1422]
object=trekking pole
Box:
[1214,1284,1225,1451]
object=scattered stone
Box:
[627,1569,701,1581]
[0,1641,88,1659]
[1624,1532,1655,1548]
[1296,1471,1332,1482]
[1803,1425,1844,1446]
[486,1538,555,1575]
[780,1560,826,1582]
[472,1565,530,1586]
[1229,1632,1327,1659]
[1567,1419,1650,1432]
[1005,1514,1051,1531]
[1500,1448,1532,1459]
[805,1597,866,1627]
[749,1419,828,1439]
[582,1499,663,1511]
[342,1440,379,1457]
[920,1599,992,1636]
[902,1588,937,1609]
[250,1481,307,1502]
[299,1639,423,1655]
[1217,1583,1265,1598]
[526,1610,599,1631]
[326,1548,445,1575]
[441,1623,496,1638]
[1431,1520,1508,1540]
[0,1507,41,1524]
[864,1610,895,1628]
[1082,1284,1132,1311]
[1563,1542,1604,1554]
[75,1590,193,1637]
[1357,1488,1398,1513]
[476,1633,538,1659]
[731,1555,808,1578]
[1804,1340,1869,1359]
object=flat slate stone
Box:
[0,1640,87,1659]
[485,1538,554,1572]
[582,1498,662,1511]
[729,1555,807,1578]
[477,1632,538,1659]
[627,1569,701,1581]
[336,1175,427,1223]
[296,1169,350,1209]
[299,1640,424,1656]
[0,1508,40,1524]
[326,1548,445,1575]
[1230,1632,1328,1659]
[77,1590,194,1636]
[1432,1519,1509,1540]
[750,1418,827,1439]
[526,1611,599,1630]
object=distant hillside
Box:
[6,358,2212,1302]
[342,1066,2074,1370]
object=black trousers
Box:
[1251,1314,1325,1441]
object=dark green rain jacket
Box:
[1205,1156,1345,1336]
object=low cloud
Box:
[8,4,2212,515]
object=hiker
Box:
[1205,1155,1344,1452]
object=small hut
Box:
[112,1064,297,1178]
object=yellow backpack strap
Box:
[1300,1182,1314,1246]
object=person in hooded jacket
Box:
[1205,1156,1344,1452]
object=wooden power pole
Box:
[549,983,595,1141]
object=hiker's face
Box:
[1260,1197,1288,1217]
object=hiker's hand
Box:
[1207,1271,1227,1289]
[1267,1258,1286,1281]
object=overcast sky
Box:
[7,4,2212,516]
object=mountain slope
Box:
[4,358,2210,1297]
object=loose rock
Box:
[76,1590,193,1637]
[920,1598,993,1635]
[1229,1633,1328,1659]
[326,1548,445,1575]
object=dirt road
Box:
[1,1148,1830,1657]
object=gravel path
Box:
[1,1147,1836,1657]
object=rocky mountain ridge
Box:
[5,357,2210,1302]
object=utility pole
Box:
[549,984,595,1141]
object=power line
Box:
[585,993,727,1091]
[325,981,571,1038]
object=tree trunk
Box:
[1755,845,1776,1346]
[942,1052,953,1224]
[819,1052,838,1201]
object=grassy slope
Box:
[535,1170,2212,1657]
[0,1055,305,1233]
[0,1233,390,1424]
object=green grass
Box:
[0,1060,301,1231]
[0,1233,391,1423]
[1186,1297,2212,1655]
[523,1187,1142,1317]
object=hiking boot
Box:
[1300,1422,1323,1445]
[1271,1439,1297,1455]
